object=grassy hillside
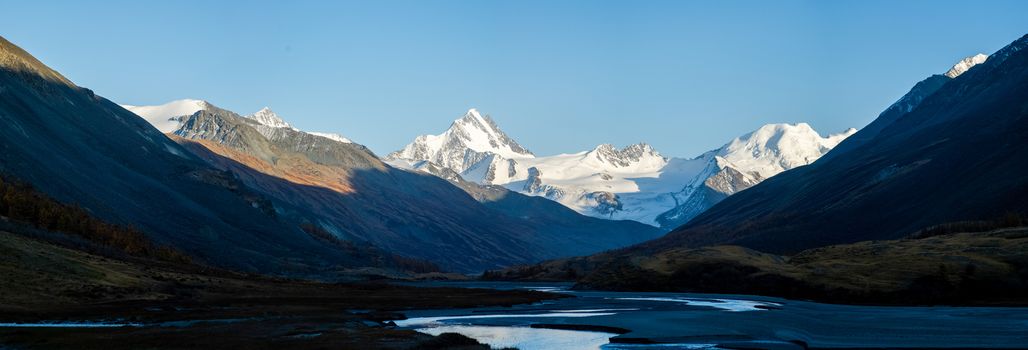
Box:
[490,227,1028,305]
[588,228,1028,305]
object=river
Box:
[396,281,1028,349]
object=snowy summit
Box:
[245,107,292,129]
[386,108,534,176]
[945,53,988,78]
[123,100,355,145]
[121,99,209,133]
[389,109,856,227]
[308,132,352,143]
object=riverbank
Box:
[395,281,1028,350]
[486,227,1028,306]
[0,231,559,349]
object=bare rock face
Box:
[704,166,762,196]
[523,167,544,192]
[586,191,623,217]
[589,143,663,168]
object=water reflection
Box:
[417,325,616,350]
[398,282,1028,349]
[396,311,617,327]
[612,297,781,312]
[0,322,142,328]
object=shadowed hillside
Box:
[489,225,1028,305]
[647,34,1028,253]
[170,107,662,272]
[0,35,418,277]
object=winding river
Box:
[397,282,1028,350]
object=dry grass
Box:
[494,227,1028,305]
[176,137,358,195]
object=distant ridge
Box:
[126,99,663,271]
[390,110,854,228]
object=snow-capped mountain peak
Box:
[121,99,209,133]
[386,108,534,176]
[308,131,352,143]
[245,107,292,128]
[945,53,988,78]
[447,108,533,158]
[391,110,855,227]
[454,108,488,130]
[717,123,856,179]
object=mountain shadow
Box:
[0,35,426,277]
[171,107,662,272]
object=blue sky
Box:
[3,1,1026,157]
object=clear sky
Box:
[3,0,1026,157]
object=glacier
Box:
[387,109,856,228]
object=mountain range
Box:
[0,34,663,275]
[3,27,1024,288]
[491,35,1028,300]
[124,100,662,272]
[387,109,855,229]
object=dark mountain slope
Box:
[822,74,950,161]
[173,114,542,272]
[171,108,661,271]
[0,34,658,275]
[647,34,1028,254]
[411,161,664,254]
[0,35,402,276]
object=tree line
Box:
[0,176,190,263]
